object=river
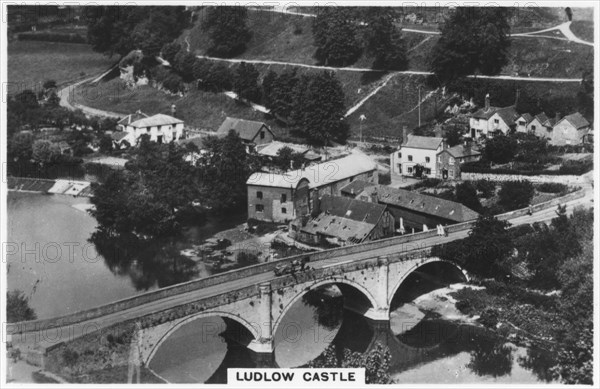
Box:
[6,192,556,384]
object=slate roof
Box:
[494,106,519,126]
[319,195,387,225]
[341,180,375,197]
[402,135,443,150]
[129,114,183,128]
[247,153,377,189]
[217,117,271,141]
[534,113,549,125]
[559,112,591,129]
[111,132,129,141]
[353,183,480,223]
[517,113,533,123]
[440,144,481,159]
[300,213,375,244]
[256,141,310,157]
[471,106,501,120]
[118,111,149,126]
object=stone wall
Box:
[462,172,590,186]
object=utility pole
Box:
[418,86,422,128]
[359,114,366,143]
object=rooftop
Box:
[560,112,591,129]
[353,182,480,223]
[402,135,443,150]
[341,180,375,197]
[299,213,375,244]
[118,111,149,126]
[247,153,377,189]
[440,144,481,159]
[217,117,271,141]
[129,113,183,128]
[256,141,310,157]
[319,195,387,225]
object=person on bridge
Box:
[527,204,533,216]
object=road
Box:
[57,75,124,119]
[10,189,593,351]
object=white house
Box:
[515,113,533,133]
[390,134,443,177]
[551,112,592,146]
[112,113,185,148]
[468,94,518,138]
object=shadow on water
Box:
[90,231,199,291]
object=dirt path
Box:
[57,77,123,118]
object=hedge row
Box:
[18,32,86,44]
[462,159,593,176]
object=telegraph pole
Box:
[418,86,422,128]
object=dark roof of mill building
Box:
[341,180,376,197]
[402,134,443,150]
[350,182,480,223]
[216,117,272,141]
[318,195,387,225]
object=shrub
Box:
[498,180,534,211]
[456,181,482,212]
[484,135,518,164]
[475,179,496,198]
[537,182,568,194]
[237,252,259,267]
[479,308,499,328]
[62,348,79,367]
[18,31,86,43]
[406,178,442,190]
[379,171,391,185]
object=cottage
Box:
[550,112,592,146]
[246,153,378,223]
[436,143,481,180]
[289,195,395,246]
[528,113,552,139]
[343,182,479,232]
[390,132,443,177]
[117,110,149,132]
[515,113,533,133]
[216,117,275,149]
[113,112,184,147]
[468,94,518,138]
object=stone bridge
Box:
[135,253,466,367]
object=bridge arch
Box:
[272,277,379,337]
[388,257,468,308]
[145,310,260,365]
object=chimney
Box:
[350,188,355,196]
[484,93,490,111]
[290,159,294,171]
[171,104,177,117]
[402,126,408,144]
[370,189,378,203]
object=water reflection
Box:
[90,231,199,291]
[517,346,557,383]
[468,338,514,378]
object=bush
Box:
[18,31,86,43]
[498,180,534,211]
[237,252,259,267]
[461,161,592,176]
[537,182,568,194]
[379,171,391,185]
[456,181,482,212]
[406,178,442,190]
[475,179,496,198]
[484,135,518,164]
[62,348,79,367]
[479,307,499,328]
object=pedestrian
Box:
[443,225,448,237]
[527,204,533,216]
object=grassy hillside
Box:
[7,40,115,93]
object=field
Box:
[72,77,273,132]
[7,40,115,94]
[570,20,594,42]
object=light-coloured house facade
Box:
[515,113,533,133]
[468,94,518,138]
[126,114,184,144]
[551,112,592,146]
[390,135,443,177]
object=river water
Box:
[6,192,556,384]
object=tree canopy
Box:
[202,7,251,58]
[7,290,37,322]
[430,7,511,83]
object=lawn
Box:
[7,40,116,94]
[570,20,594,42]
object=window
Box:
[425,156,430,163]
[449,157,455,165]
[449,169,454,177]
[256,204,264,212]
[437,156,441,163]
[518,121,525,126]
[494,119,499,124]
[281,207,287,214]
[424,168,431,175]
[407,167,413,174]
[257,191,263,199]
[260,131,265,140]
[398,152,402,158]
[531,125,536,131]
[281,194,287,203]
[408,155,413,162]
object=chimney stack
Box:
[370,189,378,203]
[290,159,294,171]
[485,93,490,111]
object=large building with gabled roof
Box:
[390,134,443,177]
[216,117,275,148]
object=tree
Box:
[192,58,212,83]
[7,290,37,322]
[445,126,462,147]
[308,343,393,384]
[173,49,197,81]
[197,131,261,212]
[290,71,349,145]
[267,69,300,120]
[430,8,511,82]
[200,63,233,92]
[455,181,482,212]
[43,79,57,90]
[46,91,61,107]
[364,8,408,70]
[312,8,362,67]
[484,134,518,164]
[261,70,278,108]
[15,90,39,109]
[276,146,304,171]
[161,41,181,64]
[498,180,534,211]
[8,132,34,162]
[99,134,113,154]
[203,6,251,57]
[233,62,261,102]
[32,140,61,165]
